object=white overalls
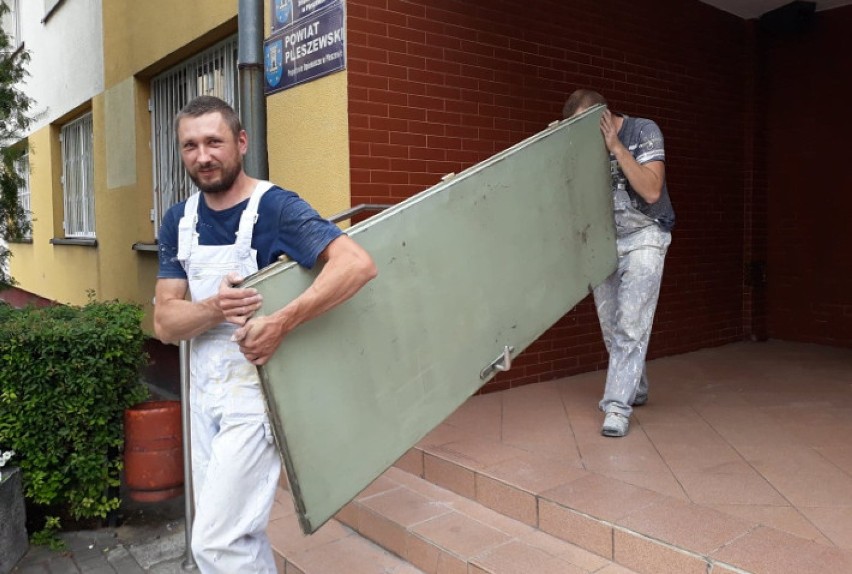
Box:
[177,182,281,574]
[594,183,671,417]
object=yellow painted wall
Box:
[11,122,99,306]
[11,0,351,334]
[266,72,351,220]
[102,1,237,89]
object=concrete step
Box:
[333,466,639,574]
[268,486,425,574]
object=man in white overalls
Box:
[154,96,377,572]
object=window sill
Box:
[50,237,97,247]
[132,242,158,253]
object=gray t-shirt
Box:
[611,115,675,232]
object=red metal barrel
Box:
[123,400,184,502]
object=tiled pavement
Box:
[10,340,852,573]
[271,340,852,573]
[12,493,189,573]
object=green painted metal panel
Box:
[243,105,615,533]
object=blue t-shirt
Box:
[157,186,343,279]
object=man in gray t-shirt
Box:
[564,89,675,438]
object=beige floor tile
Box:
[799,506,852,549]
[699,406,802,448]
[394,448,424,477]
[661,445,754,474]
[424,438,528,471]
[709,504,829,544]
[617,498,755,554]
[594,564,642,574]
[756,465,852,508]
[355,474,402,500]
[449,495,538,539]
[614,529,709,574]
[472,540,588,574]
[815,445,852,474]
[519,530,612,571]
[480,450,587,494]
[539,499,613,558]
[409,511,511,560]
[542,473,664,523]
[443,392,503,442]
[383,465,465,504]
[417,423,468,449]
[267,512,350,557]
[474,473,537,525]
[580,442,671,474]
[288,533,418,574]
[359,485,452,527]
[711,526,852,574]
[676,471,787,506]
[270,496,295,521]
[632,406,709,427]
[640,420,727,446]
[423,453,476,498]
[737,444,837,474]
[596,470,687,500]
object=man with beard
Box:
[154,96,377,573]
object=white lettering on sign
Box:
[283,27,344,64]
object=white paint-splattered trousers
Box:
[594,224,671,417]
[189,335,281,574]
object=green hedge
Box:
[0,299,149,523]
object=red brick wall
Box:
[347,0,751,389]
[759,6,852,347]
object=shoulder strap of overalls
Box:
[176,192,201,268]
[234,181,275,259]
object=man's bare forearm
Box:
[154,296,226,344]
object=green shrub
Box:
[0,299,150,525]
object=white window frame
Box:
[61,112,95,238]
[2,0,21,50]
[150,35,239,236]
[15,151,30,239]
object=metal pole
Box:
[238,0,269,180]
[179,340,197,571]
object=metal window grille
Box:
[61,112,95,238]
[15,152,30,239]
[150,35,239,236]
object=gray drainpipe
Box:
[239,0,269,179]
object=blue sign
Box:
[273,0,294,29]
[265,37,284,88]
[271,0,340,32]
[264,4,346,94]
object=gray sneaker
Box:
[632,393,648,407]
[601,412,629,437]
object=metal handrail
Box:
[328,203,393,224]
[179,340,197,570]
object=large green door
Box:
[244,105,615,533]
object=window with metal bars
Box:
[150,35,239,237]
[15,152,30,239]
[61,112,95,238]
